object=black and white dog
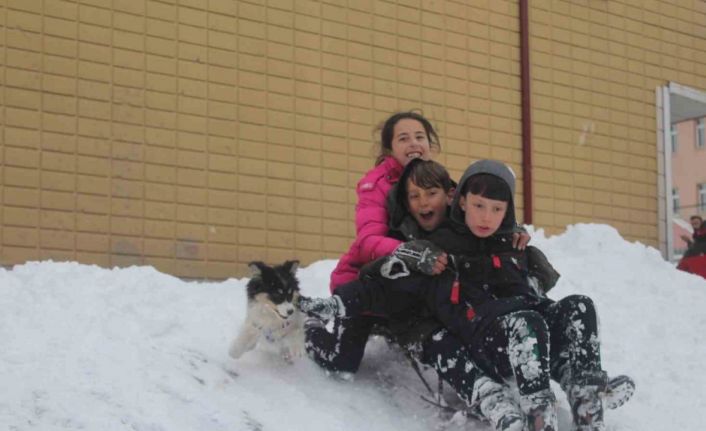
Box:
[228,260,305,362]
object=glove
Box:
[526,245,560,293]
[391,240,445,275]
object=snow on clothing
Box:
[329,156,405,291]
[436,160,606,396]
[327,160,606,398]
[305,314,485,408]
[307,158,488,411]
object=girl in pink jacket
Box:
[329,111,441,291]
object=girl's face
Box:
[406,178,453,232]
[458,193,508,238]
[390,119,431,167]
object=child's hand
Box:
[430,253,448,275]
[512,231,531,250]
[393,240,445,275]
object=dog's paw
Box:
[228,341,248,359]
[280,342,304,363]
[291,343,305,359]
[228,347,243,359]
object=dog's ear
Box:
[282,260,299,276]
[248,261,266,277]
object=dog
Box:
[228,260,305,362]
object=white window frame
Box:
[697,118,705,149]
[671,124,678,153]
[699,183,706,212]
[672,187,680,214]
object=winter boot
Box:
[603,374,635,410]
[563,371,608,431]
[297,295,345,320]
[472,376,525,431]
[520,389,558,431]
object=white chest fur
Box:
[229,300,305,361]
[248,303,302,343]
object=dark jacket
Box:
[684,222,706,258]
[369,160,558,348]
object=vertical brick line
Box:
[140,1,147,267]
[108,1,114,267]
[232,4,239,270]
[568,0,578,223]
[175,1,181,274]
[233,4,239,273]
[345,2,353,218]
[72,1,79,261]
[0,3,5,261]
[441,2,449,156]
[171,1,179,274]
[262,2,269,260]
[38,0,45,259]
[204,3,211,273]
[316,1,323,262]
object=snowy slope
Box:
[1,224,705,431]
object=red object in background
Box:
[677,254,706,280]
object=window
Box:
[673,188,680,214]
[699,184,706,212]
[671,124,678,153]
[697,118,705,149]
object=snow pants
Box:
[479,294,602,396]
[305,315,482,406]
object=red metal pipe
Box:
[519,0,533,224]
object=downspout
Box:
[519,0,533,224]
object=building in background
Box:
[671,117,706,257]
[1,1,705,278]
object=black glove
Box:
[391,240,444,275]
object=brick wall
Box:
[1,0,705,278]
[529,1,706,242]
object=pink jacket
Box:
[330,156,404,292]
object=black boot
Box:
[520,389,558,431]
[472,376,525,431]
[562,370,608,431]
[603,374,635,410]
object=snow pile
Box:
[1,223,705,431]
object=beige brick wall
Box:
[529,0,706,242]
[0,0,704,278]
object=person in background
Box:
[680,215,706,249]
[677,215,706,278]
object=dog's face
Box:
[247,260,300,319]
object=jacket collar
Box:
[380,156,404,183]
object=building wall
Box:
[1,0,705,278]
[528,1,706,243]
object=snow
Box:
[2,223,705,431]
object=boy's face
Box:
[459,193,508,238]
[406,178,453,232]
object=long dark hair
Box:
[374,111,441,165]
